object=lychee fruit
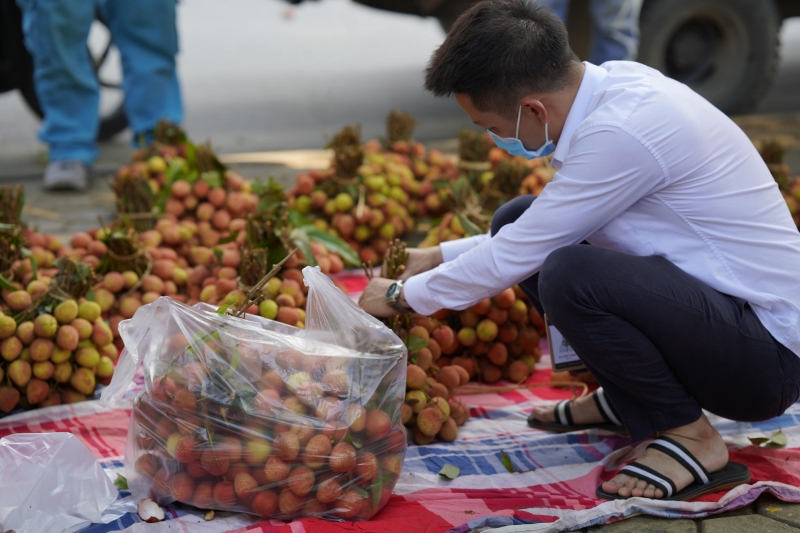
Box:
[354,451,378,481]
[457,327,477,348]
[169,472,195,502]
[278,489,305,516]
[5,290,32,311]
[476,319,499,343]
[29,338,53,362]
[70,318,92,340]
[192,480,215,509]
[77,301,101,322]
[8,360,31,388]
[33,314,57,338]
[417,407,444,437]
[264,455,291,483]
[274,432,300,461]
[508,360,530,383]
[329,442,356,473]
[234,472,259,501]
[26,378,49,404]
[251,490,278,517]
[316,477,343,503]
[486,306,508,326]
[288,466,315,497]
[174,435,200,463]
[437,417,458,442]
[75,346,100,368]
[491,288,516,309]
[55,324,79,351]
[1,336,22,361]
[0,386,20,413]
[365,409,391,440]
[53,299,79,325]
[302,434,332,469]
[406,364,426,389]
[437,366,460,391]
[333,489,363,519]
[200,450,229,476]
[212,480,237,507]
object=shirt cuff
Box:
[403,270,441,316]
[440,234,489,262]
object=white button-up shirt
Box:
[404,61,800,356]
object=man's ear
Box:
[521,99,548,125]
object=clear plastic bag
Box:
[0,433,136,533]
[103,266,407,520]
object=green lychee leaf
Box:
[405,336,429,353]
[217,230,239,245]
[201,170,222,189]
[85,287,96,302]
[0,274,15,291]
[750,429,787,449]
[457,214,484,237]
[288,209,314,228]
[499,450,517,473]
[212,247,223,263]
[371,474,383,510]
[769,429,788,448]
[30,256,38,281]
[289,228,317,267]
[438,463,461,480]
[216,303,230,315]
[114,474,129,491]
[305,228,360,266]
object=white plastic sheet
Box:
[0,433,134,533]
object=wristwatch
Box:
[385,280,410,312]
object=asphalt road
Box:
[0,0,799,159]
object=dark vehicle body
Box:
[353,0,800,114]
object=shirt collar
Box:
[551,62,607,168]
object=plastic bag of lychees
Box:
[100,266,407,520]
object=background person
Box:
[541,0,642,63]
[16,0,182,191]
[359,0,800,502]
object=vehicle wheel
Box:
[638,0,781,115]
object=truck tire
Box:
[637,0,781,115]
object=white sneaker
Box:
[43,160,90,191]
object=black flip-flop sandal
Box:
[527,389,627,433]
[595,436,751,501]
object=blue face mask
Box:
[487,104,555,159]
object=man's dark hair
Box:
[425,0,579,118]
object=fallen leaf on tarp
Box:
[114,474,128,490]
[204,510,215,521]
[439,463,460,480]
[500,450,517,473]
[766,505,782,512]
[749,429,787,449]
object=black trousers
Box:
[492,196,800,441]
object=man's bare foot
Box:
[601,414,728,499]
[530,392,606,425]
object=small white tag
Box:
[545,314,586,372]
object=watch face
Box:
[386,283,398,300]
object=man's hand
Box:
[398,246,444,281]
[358,277,401,318]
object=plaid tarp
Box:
[2,272,800,533]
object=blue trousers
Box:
[540,0,642,64]
[16,0,183,165]
[492,196,800,441]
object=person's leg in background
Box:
[16,0,97,190]
[100,0,182,146]
[588,0,643,63]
